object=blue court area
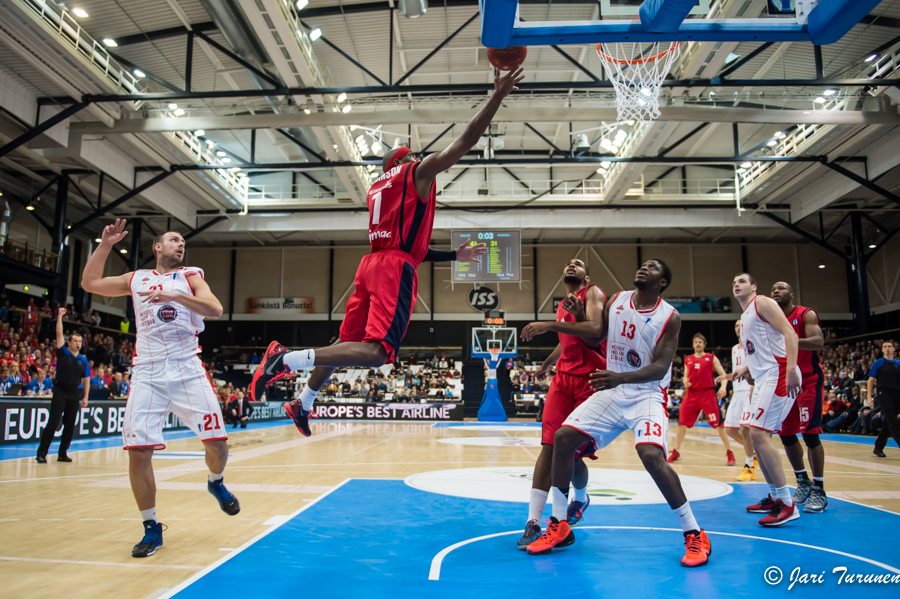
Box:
[164,479,900,599]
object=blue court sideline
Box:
[163,479,900,599]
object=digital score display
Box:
[451,229,521,283]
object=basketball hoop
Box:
[596,41,682,123]
[488,347,501,364]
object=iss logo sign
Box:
[468,286,499,311]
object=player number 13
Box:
[621,321,636,339]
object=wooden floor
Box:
[2,421,899,599]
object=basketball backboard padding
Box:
[640,0,700,33]
[808,0,882,45]
[472,327,518,359]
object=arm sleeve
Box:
[423,248,457,263]
[869,359,883,379]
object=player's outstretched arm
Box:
[413,68,524,196]
[81,219,132,297]
[55,307,67,350]
[756,296,800,396]
[136,274,223,319]
[800,309,825,352]
[590,312,681,390]
[423,238,487,263]
[521,286,605,343]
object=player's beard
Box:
[159,251,183,269]
[563,275,584,286]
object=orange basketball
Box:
[486,46,527,71]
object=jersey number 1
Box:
[371,191,382,225]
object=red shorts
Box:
[339,250,418,363]
[779,376,824,436]
[543,371,597,459]
[679,388,723,428]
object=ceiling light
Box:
[206,140,216,147]
[866,54,878,62]
[341,104,352,113]
[818,261,825,269]
[25,203,34,211]
[333,144,338,149]
[824,89,837,96]
[120,249,128,254]
[221,157,231,163]
[228,167,241,172]
[133,69,145,78]
[737,168,747,173]
[869,244,877,249]
[336,93,347,103]
[767,140,778,147]
[72,7,89,18]
[309,28,322,41]
[372,141,382,153]
[777,131,787,138]
[303,108,311,114]
[94,238,102,243]
[173,108,185,116]
[814,97,826,104]
[709,91,716,96]
[216,150,226,157]
[741,161,752,168]
[102,38,117,47]
[296,0,309,9]
[194,129,205,136]
[168,103,178,110]
[724,52,741,65]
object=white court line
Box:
[0,556,203,570]
[0,472,127,484]
[155,479,352,599]
[427,526,900,581]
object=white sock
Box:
[672,501,699,533]
[284,349,315,372]
[573,484,588,503]
[550,486,568,522]
[775,484,793,505]
[140,507,157,523]
[528,488,549,523]
[299,385,319,412]
[767,483,777,497]
[208,470,224,483]
[745,456,754,467]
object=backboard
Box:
[472,327,518,360]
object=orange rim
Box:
[595,41,682,65]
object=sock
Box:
[284,349,315,372]
[140,507,157,523]
[745,456,754,468]
[208,470,224,483]
[672,501,699,534]
[813,476,824,491]
[299,385,319,412]
[528,488,549,523]
[767,483,777,497]
[573,484,588,503]
[775,484,793,505]
[794,469,810,482]
[550,486,568,522]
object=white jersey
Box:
[605,290,678,400]
[740,295,785,379]
[731,344,752,392]
[129,267,206,366]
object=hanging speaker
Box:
[399,0,427,19]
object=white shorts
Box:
[724,387,752,429]
[740,364,801,433]
[562,388,669,454]
[123,356,226,450]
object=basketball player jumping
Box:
[717,273,802,527]
[82,221,239,558]
[516,258,607,549]
[666,333,735,465]
[251,68,525,426]
[722,319,757,482]
[771,281,828,513]
[526,259,713,568]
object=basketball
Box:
[486,46,527,71]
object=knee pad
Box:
[802,433,821,448]
[779,434,800,447]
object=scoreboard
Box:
[451,229,521,283]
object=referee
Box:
[867,340,900,458]
[36,307,90,463]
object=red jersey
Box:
[554,284,607,377]
[786,305,821,381]
[366,161,436,265]
[684,352,715,391]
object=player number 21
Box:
[643,422,662,437]
[203,414,221,431]
[621,321,636,339]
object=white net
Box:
[596,42,682,123]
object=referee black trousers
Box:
[875,393,900,453]
[37,387,82,457]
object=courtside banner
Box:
[0,399,287,445]
[247,297,315,314]
[314,402,463,422]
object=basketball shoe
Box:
[753,455,758,468]
[803,487,828,513]
[746,494,776,513]
[284,401,317,437]
[666,449,681,463]
[251,341,293,401]
[526,518,575,555]
[680,530,711,568]
[132,521,165,558]
[517,520,542,551]
[208,478,241,515]
[759,499,801,527]
[736,466,755,482]
[726,450,736,466]
[792,478,813,506]
[567,494,590,527]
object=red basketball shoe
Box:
[746,494,776,514]
[526,518,575,555]
[681,530,711,567]
[759,499,801,527]
[250,341,293,401]
[666,449,681,463]
[726,450,736,466]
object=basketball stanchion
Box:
[595,41,682,123]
